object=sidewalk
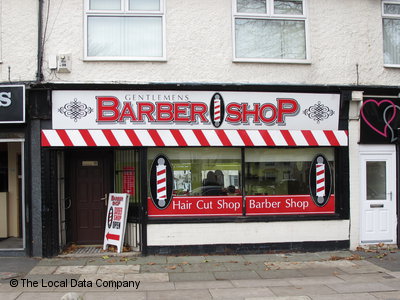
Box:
[0,249,399,299]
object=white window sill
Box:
[384,64,400,69]
[84,56,167,62]
[233,58,311,64]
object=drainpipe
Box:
[36,0,44,82]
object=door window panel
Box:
[366,161,386,200]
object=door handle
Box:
[388,191,393,201]
[101,194,108,206]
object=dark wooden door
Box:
[71,151,111,244]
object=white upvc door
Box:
[360,145,397,244]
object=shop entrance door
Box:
[70,151,111,244]
[360,145,397,244]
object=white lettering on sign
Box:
[0,92,11,107]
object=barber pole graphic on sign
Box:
[316,157,326,204]
[210,93,225,128]
[309,154,332,207]
[150,154,173,210]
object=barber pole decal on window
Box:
[309,154,332,207]
[150,155,173,210]
[210,93,225,128]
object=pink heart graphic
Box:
[360,99,397,138]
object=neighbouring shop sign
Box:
[52,91,340,130]
[103,193,129,253]
[360,97,400,144]
[0,85,25,123]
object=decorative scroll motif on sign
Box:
[303,101,334,124]
[58,98,93,122]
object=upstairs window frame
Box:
[382,0,400,67]
[84,0,166,61]
[232,0,310,64]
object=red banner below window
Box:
[148,194,335,217]
[246,195,335,215]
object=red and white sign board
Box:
[246,195,335,215]
[51,90,340,130]
[147,194,334,217]
[103,193,129,253]
[148,196,243,217]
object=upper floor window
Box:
[233,0,308,63]
[383,1,400,66]
[84,0,165,61]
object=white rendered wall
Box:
[41,0,400,86]
[348,97,362,250]
[147,220,350,246]
[0,1,38,82]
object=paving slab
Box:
[270,285,337,297]
[97,265,140,274]
[83,291,146,300]
[181,263,228,272]
[37,258,88,266]
[128,256,168,264]
[336,272,396,282]
[147,288,212,300]
[79,273,125,282]
[132,281,175,291]
[27,266,57,275]
[174,280,234,290]
[214,270,261,280]
[140,263,185,273]
[168,271,215,282]
[54,265,99,274]
[256,269,305,279]
[86,258,128,265]
[0,292,22,300]
[231,278,291,288]
[124,272,169,282]
[299,268,344,277]
[371,291,400,299]
[327,281,396,293]
[309,293,378,300]
[287,276,344,286]
[166,255,207,264]
[15,292,72,300]
[209,287,275,299]
[204,255,246,263]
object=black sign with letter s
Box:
[0,85,25,123]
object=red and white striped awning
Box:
[41,129,348,147]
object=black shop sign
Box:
[360,98,400,144]
[0,85,25,123]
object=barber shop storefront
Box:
[40,87,350,256]
[0,85,26,255]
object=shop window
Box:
[233,0,308,63]
[383,1,400,66]
[0,142,24,249]
[85,0,165,61]
[148,148,242,217]
[148,147,337,218]
[245,148,335,215]
[150,148,242,197]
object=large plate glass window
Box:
[382,1,400,66]
[233,0,308,63]
[147,148,242,217]
[245,148,335,215]
[85,0,165,61]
